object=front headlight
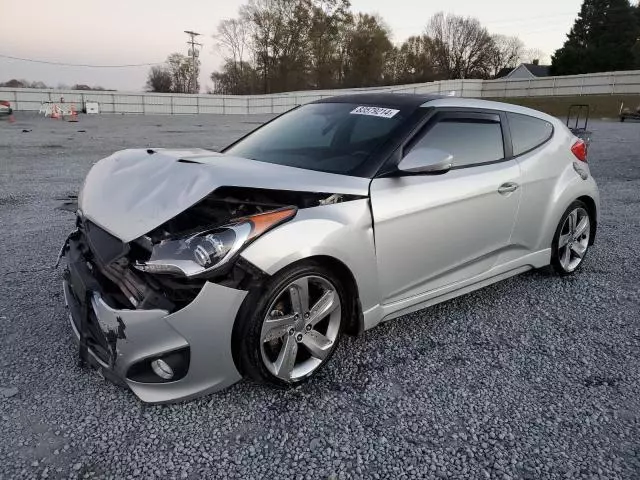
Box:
[134,207,296,277]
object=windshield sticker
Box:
[350,106,400,118]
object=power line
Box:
[0,53,163,68]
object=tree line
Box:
[205,0,542,95]
[3,0,640,95]
[0,79,109,90]
[147,0,542,95]
[146,53,200,94]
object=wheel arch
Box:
[576,194,598,245]
[229,254,364,379]
[296,255,364,336]
[541,169,599,251]
[244,255,364,337]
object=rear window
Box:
[223,103,405,176]
[507,113,553,156]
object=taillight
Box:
[571,139,587,162]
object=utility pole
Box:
[184,30,202,94]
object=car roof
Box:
[311,93,444,109]
[421,97,559,124]
[311,93,558,124]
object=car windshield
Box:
[223,103,406,177]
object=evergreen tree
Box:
[634,2,640,67]
[551,0,639,75]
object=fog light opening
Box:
[127,348,190,383]
[151,359,174,380]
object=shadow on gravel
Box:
[583,374,621,388]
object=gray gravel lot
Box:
[0,112,639,480]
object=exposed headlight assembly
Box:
[134,207,296,277]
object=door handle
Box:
[498,182,519,195]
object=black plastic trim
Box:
[126,348,191,384]
[382,107,517,175]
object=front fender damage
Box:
[62,170,368,401]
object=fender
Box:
[539,163,600,251]
[240,199,381,316]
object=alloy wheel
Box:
[558,207,590,273]
[259,275,341,382]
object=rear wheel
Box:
[550,201,591,275]
[234,262,345,387]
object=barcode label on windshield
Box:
[350,106,400,118]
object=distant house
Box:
[495,60,551,79]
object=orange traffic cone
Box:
[51,105,60,119]
[68,105,78,122]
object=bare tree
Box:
[240,0,280,93]
[72,84,106,91]
[393,35,439,84]
[522,48,547,64]
[489,34,525,77]
[426,12,495,79]
[216,19,249,68]
[29,81,49,89]
[211,60,259,94]
[167,53,199,93]
[343,13,393,87]
[307,0,352,88]
[0,79,50,88]
[215,19,251,94]
[146,66,173,92]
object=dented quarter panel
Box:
[240,199,381,316]
[79,148,370,243]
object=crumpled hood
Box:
[79,148,370,242]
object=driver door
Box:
[370,110,521,305]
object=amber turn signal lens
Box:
[247,208,297,239]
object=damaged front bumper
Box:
[62,237,247,404]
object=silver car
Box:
[59,94,599,403]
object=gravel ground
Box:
[0,113,639,480]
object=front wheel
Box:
[550,201,591,275]
[234,262,345,387]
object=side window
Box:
[409,118,505,168]
[507,112,553,156]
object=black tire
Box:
[233,260,347,388]
[550,200,591,276]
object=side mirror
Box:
[397,148,453,175]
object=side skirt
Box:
[363,248,551,330]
